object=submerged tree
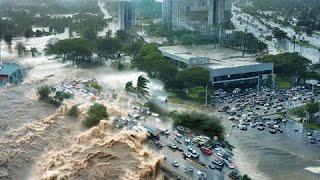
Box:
[124,75,150,98]
[31,47,38,57]
[125,81,134,93]
[15,42,27,57]
[137,75,150,97]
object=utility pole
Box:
[205,84,208,107]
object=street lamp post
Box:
[205,84,208,108]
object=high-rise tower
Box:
[118,0,135,31]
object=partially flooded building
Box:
[0,63,25,87]
[159,45,274,90]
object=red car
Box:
[201,147,212,156]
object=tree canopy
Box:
[171,111,224,138]
[45,38,93,65]
[84,103,108,127]
[133,43,178,83]
[257,53,311,83]
[175,66,210,89]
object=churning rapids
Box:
[0,53,166,180]
[0,11,167,179]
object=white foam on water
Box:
[305,167,320,174]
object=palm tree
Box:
[136,75,150,97]
[125,81,134,93]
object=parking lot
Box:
[113,86,320,179]
[213,86,320,141]
[155,128,236,180]
[114,106,240,180]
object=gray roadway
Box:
[151,132,233,180]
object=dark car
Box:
[228,171,239,180]
[198,161,206,167]
[215,165,222,171]
[177,146,184,152]
[155,141,164,149]
[175,138,183,144]
[208,164,215,170]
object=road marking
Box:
[185,158,208,171]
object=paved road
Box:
[154,132,232,180]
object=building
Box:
[118,0,135,31]
[208,0,225,25]
[0,63,25,87]
[159,45,274,89]
[162,0,173,29]
[162,0,225,32]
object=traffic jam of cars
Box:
[214,87,320,141]
[155,126,240,180]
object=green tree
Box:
[82,28,97,41]
[45,38,93,65]
[15,42,27,57]
[115,30,128,42]
[305,99,319,123]
[69,105,79,117]
[35,30,43,37]
[84,103,108,127]
[24,28,34,39]
[175,66,210,90]
[171,111,224,138]
[31,47,38,57]
[4,33,13,44]
[125,81,135,93]
[97,37,121,59]
[257,53,311,84]
[179,34,197,45]
[137,75,150,97]
[37,85,53,99]
[272,27,287,40]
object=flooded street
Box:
[0,1,166,179]
[221,115,320,180]
[1,0,320,179]
[231,5,320,63]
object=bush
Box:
[292,107,307,117]
[37,85,53,99]
[145,101,168,116]
[69,105,79,117]
[170,111,224,138]
[85,81,103,92]
[54,91,73,102]
[84,103,108,127]
[48,98,62,107]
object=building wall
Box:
[162,0,173,29]
[163,0,226,31]
[210,63,274,89]
[0,63,25,87]
[118,0,135,31]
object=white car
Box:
[184,137,191,143]
[175,132,182,138]
[172,161,179,167]
[216,152,223,157]
[197,171,207,179]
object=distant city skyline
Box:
[162,0,227,35]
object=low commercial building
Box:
[0,63,25,87]
[159,45,274,89]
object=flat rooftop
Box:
[159,45,261,69]
[0,63,21,76]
